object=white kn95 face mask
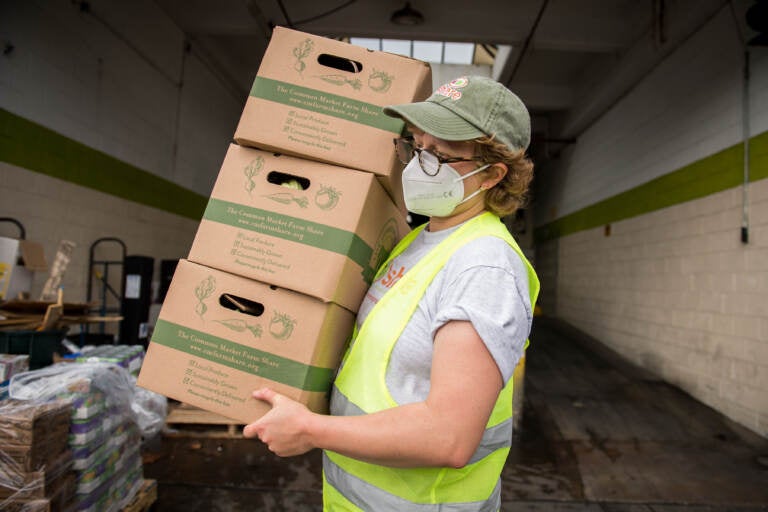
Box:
[401,156,490,217]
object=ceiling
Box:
[152,0,733,160]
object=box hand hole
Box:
[267,171,310,190]
[317,54,363,73]
[219,293,265,317]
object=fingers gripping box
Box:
[234,26,433,205]
[137,259,355,423]
[187,144,410,313]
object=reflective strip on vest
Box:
[324,452,502,512]
[323,212,540,509]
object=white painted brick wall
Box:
[556,179,768,436]
[537,6,768,222]
[0,0,242,195]
[534,4,768,436]
[0,161,199,306]
[0,1,247,320]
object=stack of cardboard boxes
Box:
[0,400,76,511]
[4,362,147,511]
[138,27,432,423]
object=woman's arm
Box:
[243,320,503,468]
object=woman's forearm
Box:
[309,400,476,468]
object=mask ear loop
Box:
[455,163,492,206]
[452,163,491,183]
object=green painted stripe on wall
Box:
[534,130,768,242]
[0,108,207,220]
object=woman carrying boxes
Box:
[244,75,540,511]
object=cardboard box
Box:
[137,259,355,424]
[0,237,48,300]
[188,144,410,313]
[234,26,433,206]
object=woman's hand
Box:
[242,388,316,456]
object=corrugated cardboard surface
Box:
[137,260,355,424]
[188,144,409,313]
[234,26,432,206]
[0,237,47,300]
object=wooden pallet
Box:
[121,479,157,512]
[163,403,245,438]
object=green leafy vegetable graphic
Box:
[244,157,264,195]
[293,39,314,75]
[194,276,216,319]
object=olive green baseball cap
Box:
[383,75,531,151]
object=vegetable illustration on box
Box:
[368,69,394,93]
[243,157,264,196]
[317,74,362,90]
[292,38,314,75]
[264,191,309,208]
[215,319,263,338]
[194,275,216,319]
[269,311,296,340]
[367,218,400,281]
[314,184,341,210]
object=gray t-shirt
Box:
[356,222,533,405]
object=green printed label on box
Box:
[202,198,377,280]
[250,77,404,134]
[152,319,334,392]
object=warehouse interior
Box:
[1,0,767,510]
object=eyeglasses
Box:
[394,137,481,177]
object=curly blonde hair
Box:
[474,136,534,217]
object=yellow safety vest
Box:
[323,212,540,511]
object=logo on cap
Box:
[435,77,469,101]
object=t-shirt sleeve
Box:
[431,238,533,384]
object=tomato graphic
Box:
[269,311,296,340]
[368,69,394,93]
[315,185,341,210]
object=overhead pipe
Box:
[505,0,550,87]
[730,0,751,244]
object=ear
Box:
[482,163,508,190]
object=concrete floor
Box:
[142,317,768,511]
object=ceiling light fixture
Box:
[390,2,424,25]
